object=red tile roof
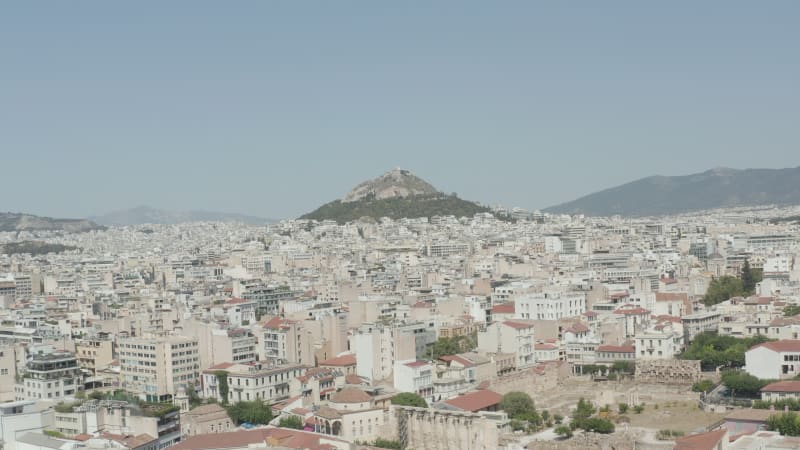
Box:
[750,340,800,353]
[439,354,475,367]
[319,354,356,366]
[761,380,800,393]
[170,428,346,450]
[444,389,503,412]
[492,302,515,314]
[613,307,650,315]
[674,429,727,450]
[405,360,428,368]
[656,292,688,302]
[503,320,535,330]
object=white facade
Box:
[477,320,535,369]
[393,360,434,401]
[745,341,800,380]
[516,292,585,321]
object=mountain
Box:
[544,167,800,217]
[301,168,496,223]
[0,212,104,233]
[91,206,272,226]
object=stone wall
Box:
[635,360,702,384]
[386,405,503,450]
[487,361,569,397]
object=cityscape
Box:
[2,3,799,450]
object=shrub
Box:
[391,392,428,408]
[633,405,645,414]
[555,425,573,439]
[618,403,629,414]
[278,416,303,430]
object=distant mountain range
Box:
[90,206,272,226]
[545,167,800,216]
[301,168,498,223]
[0,212,104,233]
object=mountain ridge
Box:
[90,206,272,226]
[301,168,498,223]
[544,166,800,216]
[0,212,104,233]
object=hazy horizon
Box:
[2,2,798,219]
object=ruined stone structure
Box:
[487,361,569,397]
[386,405,504,450]
[635,359,702,384]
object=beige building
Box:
[118,335,200,403]
[310,387,385,443]
[181,403,234,437]
[477,320,536,369]
[76,334,114,375]
[201,361,305,404]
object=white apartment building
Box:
[118,335,200,403]
[352,324,415,382]
[201,362,305,403]
[15,351,83,401]
[634,328,682,360]
[477,320,535,369]
[745,340,800,380]
[393,360,434,401]
[516,292,586,321]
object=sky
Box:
[1,2,798,220]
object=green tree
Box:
[721,370,771,397]
[582,417,615,434]
[214,371,230,405]
[226,401,272,425]
[692,380,715,393]
[618,403,629,414]
[784,305,800,317]
[391,392,428,408]
[278,416,304,430]
[501,392,536,418]
[679,332,772,370]
[371,439,402,450]
[767,412,800,436]
[741,259,761,293]
[574,398,596,420]
[555,425,573,439]
[702,276,745,306]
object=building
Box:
[682,311,720,343]
[201,362,304,404]
[516,292,586,321]
[15,351,83,401]
[441,389,503,413]
[393,360,434,401]
[745,340,800,380]
[118,336,200,402]
[181,403,234,437]
[760,380,800,402]
[477,320,535,369]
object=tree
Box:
[214,371,230,404]
[226,401,272,425]
[573,398,596,420]
[501,392,535,418]
[391,392,428,408]
[679,332,772,370]
[618,403,629,414]
[692,380,715,393]
[582,417,615,434]
[741,259,759,293]
[555,425,573,439]
[633,405,645,414]
[430,333,477,359]
[784,305,800,317]
[702,276,745,306]
[278,416,304,430]
[371,439,402,450]
[721,370,772,398]
[767,412,800,436]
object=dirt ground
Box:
[624,400,725,433]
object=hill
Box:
[301,169,496,223]
[544,167,800,217]
[0,212,104,233]
[90,206,272,226]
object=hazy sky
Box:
[1,2,798,220]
